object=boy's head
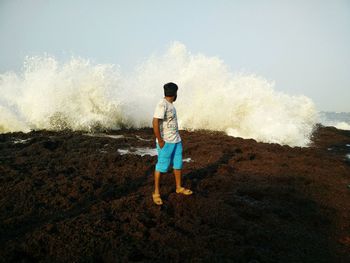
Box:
[164,82,178,101]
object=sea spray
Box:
[1,55,127,132]
[0,42,318,146]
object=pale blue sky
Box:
[1,0,349,112]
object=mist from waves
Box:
[0,42,319,147]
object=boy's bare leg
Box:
[174,169,193,195]
[154,170,161,194]
[173,169,182,189]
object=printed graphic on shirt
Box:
[153,99,181,143]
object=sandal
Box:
[176,187,193,195]
[152,192,163,205]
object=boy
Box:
[152,82,193,205]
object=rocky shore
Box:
[0,126,349,262]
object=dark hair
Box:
[163,82,178,97]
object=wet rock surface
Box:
[0,126,349,262]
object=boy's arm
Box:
[152,118,165,148]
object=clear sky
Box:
[1,0,349,112]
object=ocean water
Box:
[319,112,350,130]
[0,42,321,147]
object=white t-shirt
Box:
[153,98,181,143]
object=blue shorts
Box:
[155,141,183,173]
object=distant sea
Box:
[319,111,350,130]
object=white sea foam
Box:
[84,133,124,139]
[135,135,152,141]
[117,147,193,161]
[0,42,318,146]
[334,122,350,130]
[118,147,157,156]
[13,138,32,144]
